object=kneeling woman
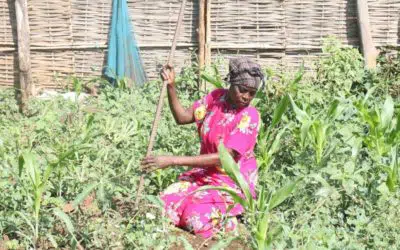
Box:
[141,57,264,238]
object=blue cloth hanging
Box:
[104,0,147,86]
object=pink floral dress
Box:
[160,88,260,238]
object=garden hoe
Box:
[134,0,187,210]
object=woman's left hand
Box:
[141,155,174,173]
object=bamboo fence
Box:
[0,0,399,89]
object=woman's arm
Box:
[161,65,194,125]
[141,149,238,172]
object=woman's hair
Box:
[225,57,265,89]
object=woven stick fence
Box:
[0,0,399,89]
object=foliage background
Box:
[0,39,399,249]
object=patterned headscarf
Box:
[225,57,265,89]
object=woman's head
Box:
[226,57,264,108]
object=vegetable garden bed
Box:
[0,39,399,249]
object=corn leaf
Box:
[289,95,310,123]
[256,211,270,248]
[300,121,312,148]
[201,73,224,89]
[192,185,247,208]
[327,99,340,120]
[268,179,300,211]
[381,96,394,130]
[218,143,253,207]
[19,152,40,188]
[271,95,289,128]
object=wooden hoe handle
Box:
[134,0,187,210]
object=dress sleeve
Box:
[192,88,225,123]
[224,107,260,156]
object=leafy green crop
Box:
[0,36,399,249]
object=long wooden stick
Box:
[15,0,32,112]
[356,0,379,69]
[134,0,187,210]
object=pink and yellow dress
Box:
[160,88,260,238]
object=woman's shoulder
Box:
[239,106,260,120]
[203,88,228,106]
[208,88,227,99]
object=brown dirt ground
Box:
[168,227,250,250]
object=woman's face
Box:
[228,84,257,108]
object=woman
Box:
[141,57,264,238]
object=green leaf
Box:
[86,114,95,129]
[271,95,289,128]
[218,143,253,207]
[327,99,340,120]
[300,121,312,148]
[201,73,223,89]
[53,208,75,234]
[179,236,195,250]
[269,127,287,155]
[46,234,58,249]
[386,146,399,192]
[18,154,24,177]
[210,236,237,250]
[146,195,165,209]
[268,179,300,211]
[16,211,35,235]
[289,95,310,123]
[362,86,377,105]
[256,212,270,250]
[292,63,304,86]
[73,182,98,208]
[54,208,79,249]
[381,96,394,129]
[191,185,247,208]
[19,152,40,187]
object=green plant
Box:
[316,37,365,95]
[289,95,342,165]
[384,146,399,192]
[354,88,399,157]
[256,94,290,172]
[195,144,299,250]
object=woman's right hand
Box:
[161,64,175,87]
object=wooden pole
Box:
[205,0,212,68]
[356,0,379,69]
[198,0,205,70]
[134,0,187,211]
[198,0,206,90]
[15,0,32,111]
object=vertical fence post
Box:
[205,0,211,68]
[356,0,379,69]
[15,0,32,112]
[198,0,206,90]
